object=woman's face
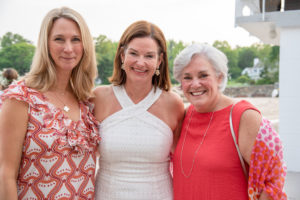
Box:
[48,17,83,73]
[181,55,222,112]
[121,37,162,85]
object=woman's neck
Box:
[50,78,72,95]
[124,81,153,104]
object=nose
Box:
[135,56,146,66]
[63,41,73,53]
[191,78,202,88]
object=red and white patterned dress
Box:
[0,81,100,200]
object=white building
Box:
[241,58,263,80]
[235,0,300,199]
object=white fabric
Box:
[95,85,173,200]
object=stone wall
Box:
[172,84,277,101]
[224,84,276,97]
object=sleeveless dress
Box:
[0,81,100,199]
[95,85,173,200]
[173,101,259,200]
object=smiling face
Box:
[181,55,222,112]
[121,37,162,86]
[48,17,83,73]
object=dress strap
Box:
[138,87,162,111]
[112,85,133,108]
[112,85,162,110]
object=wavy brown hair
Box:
[109,20,171,91]
[25,7,97,101]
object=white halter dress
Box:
[95,85,173,200]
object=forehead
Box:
[183,55,214,73]
[49,17,81,36]
[127,37,159,52]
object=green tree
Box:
[213,40,239,79]
[256,45,279,84]
[237,47,256,70]
[0,42,35,75]
[0,32,31,48]
[167,40,186,84]
[94,35,117,84]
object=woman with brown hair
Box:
[93,20,184,199]
[0,68,19,91]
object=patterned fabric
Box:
[248,117,287,200]
[0,81,100,199]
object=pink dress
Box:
[0,81,100,199]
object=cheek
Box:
[76,44,84,56]
[181,81,190,93]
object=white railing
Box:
[235,0,283,20]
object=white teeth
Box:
[191,91,204,96]
[134,68,146,73]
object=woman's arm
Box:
[0,98,28,200]
[239,109,271,200]
[238,109,261,164]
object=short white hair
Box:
[173,43,228,92]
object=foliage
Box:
[167,40,186,83]
[213,40,239,79]
[0,42,35,75]
[237,47,256,70]
[236,75,251,84]
[0,32,280,86]
[94,35,117,84]
[0,32,32,49]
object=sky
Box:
[0,0,260,47]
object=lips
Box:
[61,57,74,60]
[131,67,147,73]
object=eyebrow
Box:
[183,70,208,75]
[51,34,81,38]
[127,48,157,54]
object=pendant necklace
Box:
[180,107,214,178]
[54,92,70,112]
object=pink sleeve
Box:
[248,118,287,200]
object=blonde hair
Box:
[109,20,171,91]
[25,7,97,101]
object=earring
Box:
[121,63,125,70]
[155,68,160,76]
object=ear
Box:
[120,47,126,63]
[158,52,163,67]
[217,74,223,85]
[120,52,125,63]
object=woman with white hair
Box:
[172,43,286,200]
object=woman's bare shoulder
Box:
[91,85,113,104]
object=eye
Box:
[72,37,81,42]
[199,74,208,78]
[54,37,64,41]
[183,76,192,80]
[145,54,154,59]
[129,51,137,56]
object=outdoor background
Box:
[1,0,294,198]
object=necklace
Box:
[53,92,70,112]
[180,108,214,178]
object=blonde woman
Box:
[0,7,100,199]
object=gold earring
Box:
[155,68,160,76]
[121,63,125,70]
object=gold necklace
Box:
[53,92,70,112]
[180,107,214,178]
